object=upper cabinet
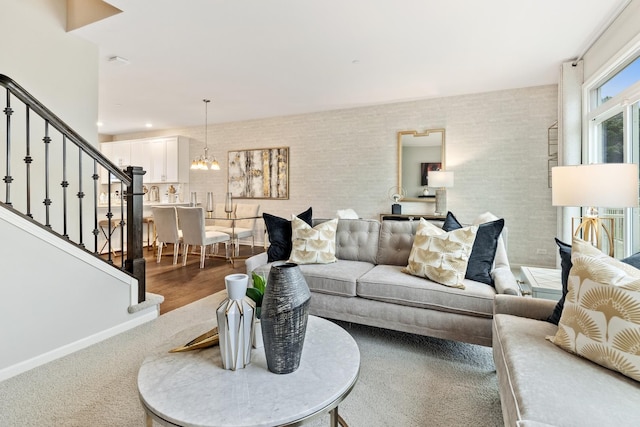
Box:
[101,136,190,184]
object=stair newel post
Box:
[125,166,146,303]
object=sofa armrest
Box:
[245,252,268,276]
[492,267,520,296]
[493,294,557,320]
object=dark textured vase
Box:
[261,262,311,374]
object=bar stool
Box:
[99,217,125,257]
[142,216,155,250]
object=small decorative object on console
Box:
[388,186,406,215]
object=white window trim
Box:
[582,32,640,256]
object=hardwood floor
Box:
[112,244,264,315]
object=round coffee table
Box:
[138,316,360,427]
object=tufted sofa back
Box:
[291,217,509,277]
[377,220,418,266]
[313,218,380,264]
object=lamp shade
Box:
[552,163,639,208]
[428,170,454,188]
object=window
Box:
[597,56,640,106]
[585,47,640,257]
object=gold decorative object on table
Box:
[168,185,177,203]
[169,327,219,353]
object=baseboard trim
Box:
[0,307,159,382]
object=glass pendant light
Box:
[191,99,220,170]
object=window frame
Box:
[583,34,640,256]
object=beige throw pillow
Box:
[288,217,338,264]
[547,237,640,383]
[403,218,478,289]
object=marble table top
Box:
[138,316,360,427]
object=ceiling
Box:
[71,0,630,136]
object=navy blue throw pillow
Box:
[442,211,505,286]
[547,238,572,325]
[622,252,640,269]
[263,208,312,263]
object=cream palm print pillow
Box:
[403,218,478,289]
[288,216,338,264]
[547,237,640,382]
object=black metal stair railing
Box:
[0,74,146,303]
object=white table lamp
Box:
[428,170,454,215]
[552,163,638,255]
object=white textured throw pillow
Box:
[288,217,338,264]
[547,237,640,383]
[403,218,478,289]
[336,208,359,219]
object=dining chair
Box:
[177,206,231,268]
[152,206,182,264]
[206,203,236,231]
[228,203,260,255]
[98,217,125,257]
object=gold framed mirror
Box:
[397,129,446,202]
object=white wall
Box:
[0,0,100,248]
[0,0,98,139]
[0,209,156,381]
[115,84,559,268]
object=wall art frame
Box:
[420,162,442,186]
[228,147,289,199]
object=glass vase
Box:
[224,192,233,218]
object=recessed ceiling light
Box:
[145,123,153,128]
[97,121,103,127]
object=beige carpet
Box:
[0,292,503,426]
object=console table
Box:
[379,213,446,222]
[138,316,360,427]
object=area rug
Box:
[0,291,503,426]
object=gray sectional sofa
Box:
[246,217,520,346]
[493,294,640,426]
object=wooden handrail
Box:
[0,74,129,184]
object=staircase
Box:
[0,74,159,381]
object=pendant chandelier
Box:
[191,98,220,170]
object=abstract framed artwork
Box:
[228,147,289,199]
[420,162,442,186]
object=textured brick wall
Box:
[116,84,558,267]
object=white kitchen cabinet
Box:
[100,141,131,184]
[101,136,189,184]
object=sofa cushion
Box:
[358,264,496,317]
[377,220,420,266]
[547,237,640,383]
[298,260,374,297]
[334,218,380,264]
[253,259,374,297]
[442,211,504,286]
[403,218,478,289]
[289,216,338,264]
[493,312,640,426]
[263,207,312,262]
